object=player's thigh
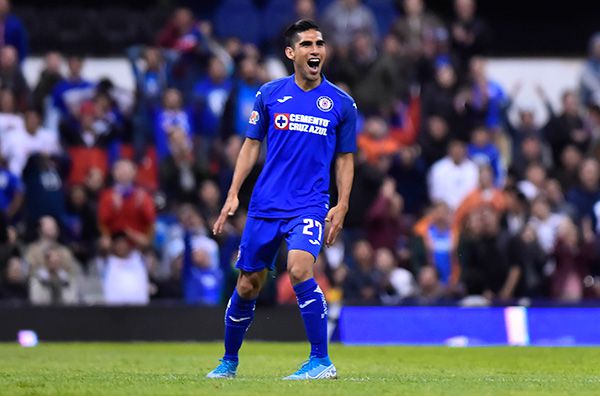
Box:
[236,216,284,272]
[284,214,325,264]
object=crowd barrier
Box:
[2,304,599,346]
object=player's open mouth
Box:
[307,58,320,73]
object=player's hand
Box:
[324,204,348,248]
[213,194,239,235]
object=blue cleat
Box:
[206,359,238,378]
[283,356,337,380]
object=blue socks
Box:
[223,289,256,363]
[293,278,328,359]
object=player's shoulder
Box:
[323,79,356,109]
[256,76,292,99]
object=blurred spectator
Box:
[540,88,588,164]
[459,207,511,299]
[579,32,600,107]
[428,139,478,210]
[51,56,93,116]
[278,253,332,305]
[555,145,583,193]
[0,154,22,222]
[221,56,263,139]
[98,159,156,248]
[102,231,149,305]
[373,247,417,304]
[507,224,547,298]
[127,45,169,156]
[0,46,29,111]
[418,115,451,168]
[29,244,80,305]
[322,0,378,49]
[365,178,407,250]
[22,153,68,238]
[198,179,221,227]
[32,51,64,118]
[566,158,600,224]
[159,128,207,208]
[343,239,378,303]
[450,0,491,73]
[156,8,229,100]
[421,60,459,129]
[1,256,27,300]
[3,109,60,176]
[60,95,123,150]
[0,0,27,62]
[502,186,529,236]
[391,0,443,59]
[178,204,222,305]
[456,56,506,135]
[416,264,444,302]
[63,184,99,265]
[24,215,79,273]
[192,56,232,140]
[502,82,547,167]
[413,201,459,288]
[0,88,23,132]
[528,195,567,255]
[389,145,428,216]
[550,218,597,301]
[357,117,400,164]
[454,164,507,230]
[153,88,192,160]
[511,135,552,181]
[517,162,547,201]
[545,178,577,219]
[467,125,504,185]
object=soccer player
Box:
[207,19,356,380]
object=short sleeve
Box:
[245,90,269,141]
[336,100,358,153]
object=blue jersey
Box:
[245,75,357,218]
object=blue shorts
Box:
[235,214,325,272]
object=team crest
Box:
[316,96,333,112]
[274,113,289,130]
[248,110,259,125]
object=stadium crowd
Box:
[1,0,600,307]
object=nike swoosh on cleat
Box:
[228,316,251,322]
[277,96,293,103]
[299,299,316,309]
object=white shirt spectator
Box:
[103,250,149,305]
[428,156,479,210]
[322,0,378,47]
[529,214,566,254]
[1,124,60,176]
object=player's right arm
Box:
[213,89,268,235]
[213,138,261,235]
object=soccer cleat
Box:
[206,359,238,379]
[283,356,337,380]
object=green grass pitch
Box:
[1,342,599,395]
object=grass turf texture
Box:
[0,342,599,395]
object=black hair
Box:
[284,19,321,47]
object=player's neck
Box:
[294,74,322,92]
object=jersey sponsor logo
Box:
[277,95,293,103]
[316,96,333,112]
[248,110,260,125]
[274,113,289,130]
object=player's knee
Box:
[288,264,313,285]
[236,275,261,299]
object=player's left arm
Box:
[325,98,358,247]
[325,152,354,247]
